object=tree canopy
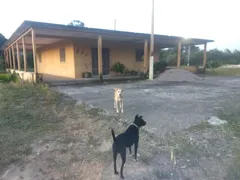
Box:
[0,33,7,48]
[67,20,85,27]
[159,46,240,68]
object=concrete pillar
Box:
[22,37,27,72]
[177,41,182,68]
[203,43,207,68]
[97,36,102,75]
[11,46,16,70]
[16,42,21,70]
[144,40,148,73]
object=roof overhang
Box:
[1,20,214,51]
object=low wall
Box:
[6,69,36,82]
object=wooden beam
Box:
[11,46,16,70]
[22,37,27,72]
[144,40,148,73]
[8,49,12,69]
[31,29,37,73]
[5,28,32,51]
[16,42,21,70]
[203,43,207,68]
[177,41,182,68]
[98,36,102,75]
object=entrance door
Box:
[91,48,98,76]
[91,48,110,76]
[102,48,110,75]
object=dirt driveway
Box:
[53,76,240,136]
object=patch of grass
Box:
[225,148,240,180]
[154,169,172,179]
[218,101,240,180]
[0,82,68,174]
[186,121,213,132]
[206,67,240,76]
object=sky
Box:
[0,0,239,50]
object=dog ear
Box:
[114,88,117,91]
[135,114,139,119]
[139,115,143,119]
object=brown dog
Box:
[114,88,124,113]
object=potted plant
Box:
[111,62,125,76]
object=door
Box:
[102,48,110,75]
[91,48,110,76]
[91,48,98,76]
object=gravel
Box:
[155,69,203,82]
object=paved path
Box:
[53,76,240,136]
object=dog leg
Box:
[113,151,119,175]
[116,101,119,113]
[128,146,132,155]
[134,142,139,161]
[120,150,126,179]
[121,100,124,113]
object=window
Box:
[60,48,66,62]
[135,49,144,62]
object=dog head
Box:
[133,114,146,128]
[114,88,123,97]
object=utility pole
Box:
[149,0,154,80]
[187,45,191,66]
[114,19,116,30]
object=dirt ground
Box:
[1,76,240,180]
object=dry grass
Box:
[206,67,240,76]
[1,81,240,180]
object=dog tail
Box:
[111,129,116,142]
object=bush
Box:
[154,61,168,74]
[207,61,221,69]
[111,62,125,73]
[0,72,18,83]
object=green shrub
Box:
[207,61,221,69]
[111,62,125,73]
[154,61,168,74]
[0,72,18,83]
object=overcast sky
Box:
[0,0,239,50]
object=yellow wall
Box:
[37,41,75,79]
[73,39,145,77]
[110,45,144,72]
[37,39,147,79]
[74,43,92,78]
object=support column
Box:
[11,45,16,70]
[203,43,207,68]
[149,0,155,80]
[177,41,182,68]
[22,37,27,72]
[31,29,37,73]
[8,49,12,69]
[98,36,102,75]
[144,40,148,73]
[16,42,21,71]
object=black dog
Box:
[111,114,146,179]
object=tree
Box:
[0,33,7,47]
[0,33,7,70]
[67,20,85,27]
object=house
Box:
[1,20,214,82]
